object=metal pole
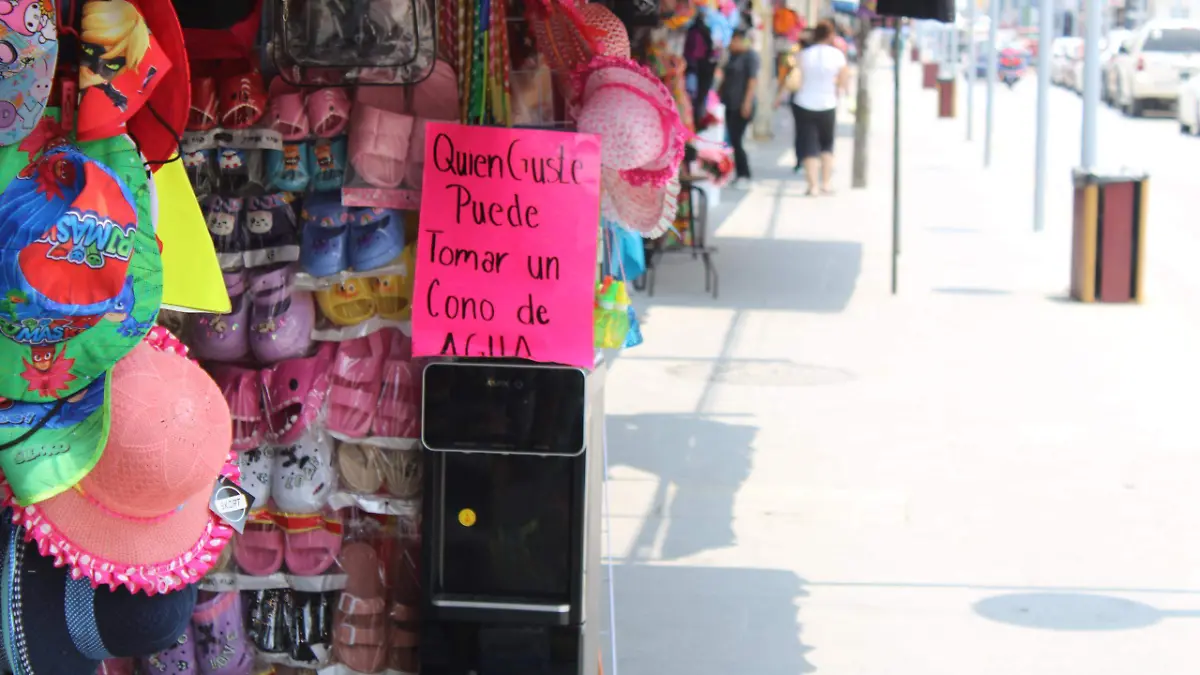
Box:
[985,0,999,166]
[949,17,960,79]
[968,0,976,139]
[1034,0,1052,231]
[1081,0,1101,167]
[892,26,902,295]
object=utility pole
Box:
[1081,0,1101,167]
[852,17,873,188]
[985,0,999,166]
[967,0,976,139]
[753,0,777,140]
[1034,0,1052,231]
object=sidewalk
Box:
[602,60,1200,675]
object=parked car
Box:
[1177,69,1200,132]
[1051,37,1080,87]
[1112,19,1200,116]
[1102,29,1133,103]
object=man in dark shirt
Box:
[719,27,760,186]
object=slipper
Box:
[234,447,274,512]
[349,207,404,272]
[140,623,197,675]
[99,659,137,675]
[219,69,268,129]
[370,273,410,321]
[404,61,461,191]
[260,343,336,445]
[203,195,245,269]
[388,539,421,673]
[284,519,344,576]
[192,592,255,675]
[267,78,310,140]
[291,591,336,664]
[266,141,313,192]
[337,442,386,494]
[333,543,389,674]
[382,449,422,499]
[185,148,219,199]
[308,87,352,138]
[246,588,293,654]
[348,87,414,189]
[208,365,265,452]
[190,271,251,362]
[271,431,336,514]
[189,76,219,132]
[249,266,315,364]
[315,278,378,326]
[300,193,352,277]
[372,329,419,440]
[243,193,300,258]
[326,332,388,438]
[234,523,285,576]
[311,136,348,192]
[218,148,268,196]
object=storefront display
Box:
[0,0,675,672]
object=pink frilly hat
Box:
[572,55,687,237]
[2,329,239,595]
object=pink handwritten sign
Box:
[411,123,601,368]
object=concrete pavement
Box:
[602,59,1200,675]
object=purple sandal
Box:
[249,266,315,364]
[190,271,252,362]
[349,207,405,272]
[192,592,253,675]
[140,624,197,675]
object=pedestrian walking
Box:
[779,19,850,196]
[719,27,759,188]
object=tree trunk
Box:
[851,20,872,189]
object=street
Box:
[600,59,1200,675]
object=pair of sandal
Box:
[347,60,459,190]
[311,242,414,326]
[192,266,314,364]
[267,137,348,193]
[325,328,421,439]
[190,70,269,131]
[202,194,302,270]
[336,443,422,498]
[141,592,254,675]
[246,589,336,664]
[333,541,420,674]
[235,512,342,577]
[300,200,405,277]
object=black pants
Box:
[726,108,752,179]
[690,60,717,130]
[790,103,836,165]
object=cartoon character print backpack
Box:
[0,0,58,147]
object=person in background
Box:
[778,18,849,196]
[718,27,760,188]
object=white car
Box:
[1102,29,1133,103]
[1178,70,1200,132]
[1051,37,1082,87]
[1112,19,1200,116]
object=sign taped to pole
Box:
[411,123,602,369]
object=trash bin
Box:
[1070,169,1149,303]
[923,62,938,89]
[937,77,956,117]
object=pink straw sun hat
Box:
[572,55,687,236]
[3,334,239,595]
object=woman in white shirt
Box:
[779,20,850,195]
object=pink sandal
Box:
[372,329,419,439]
[284,514,343,576]
[334,542,389,673]
[234,523,285,576]
[308,87,352,138]
[267,78,309,141]
[349,88,414,189]
[260,343,335,446]
[208,365,264,452]
[326,332,389,438]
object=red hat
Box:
[127,0,190,170]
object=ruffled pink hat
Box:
[573,55,687,236]
[3,330,239,595]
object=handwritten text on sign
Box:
[411,123,601,368]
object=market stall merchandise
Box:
[0,0,674,672]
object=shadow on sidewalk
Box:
[607,412,755,561]
[612,564,814,675]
